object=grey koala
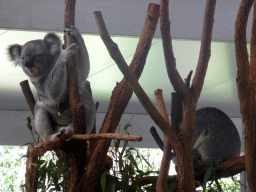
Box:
[151,107,241,169]
[8,25,96,140]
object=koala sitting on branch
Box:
[8,25,96,141]
[151,107,241,169]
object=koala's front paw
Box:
[65,25,84,45]
[64,43,79,59]
[65,25,80,40]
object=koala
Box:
[8,25,96,141]
[151,107,241,169]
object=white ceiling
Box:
[0,0,254,119]
[0,0,254,42]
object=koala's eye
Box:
[21,57,24,60]
[204,129,210,136]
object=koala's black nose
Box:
[24,54,34,68]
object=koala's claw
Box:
[60,129,66,135]
[65,28,78,38]
[65,25,83,43]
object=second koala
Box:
[151,107,241,169]
[8,25,96,140]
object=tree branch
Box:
[20,80,36,116]
[82,5,161,191]
[191,0,216,102]
[25,146,38,192]
[235,0,256,190]
[160,0,189,97]
[71,133,142,141]
[154,89,173,192]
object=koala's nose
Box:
[24,54,34,68]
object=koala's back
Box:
[195,107,241,166]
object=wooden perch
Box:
[80,4,161,191]
[25,134,141,158]
[71,133,142,141]
[235,0,256,190]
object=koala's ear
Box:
[8,44,22,66]
[44,33,61,55]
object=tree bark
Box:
[154,89,172,192]
[64,0,89,191]
[25,146,38,192]
[235,0,256,190]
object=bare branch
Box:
[154,89,173,192]
[185,70,193,89]
[191,0,216,102]
[150,126,164,150]
[71,133,142,142]
[160,0,188,97]
[20,80,36,116]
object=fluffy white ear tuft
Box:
[44,33,61,56]
[8,44,22,66]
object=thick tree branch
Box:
[82,5,161,191]
[25,146,38,192]
[191,0,216,102]
[235,0,256,190]
[64,0,89,191]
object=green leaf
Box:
[123,123,131,131]
[133,184,143,192]
[100,170,108,192]
[21,142,34,146]
[128,154,139,170]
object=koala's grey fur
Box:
[8,25,96,140]
[172,107,241,169]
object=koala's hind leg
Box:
[65,25,90,83]
[35,106,56,141]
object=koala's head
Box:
[8,33,61,79]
